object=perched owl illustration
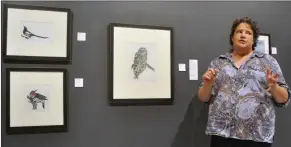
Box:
[131,47,155,79]
[27,89,48,110]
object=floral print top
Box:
[200,50,291,143]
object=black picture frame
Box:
[6,68,68,135]
[255,33,271,54]
[1,3,73,64]
[108,23,174,106]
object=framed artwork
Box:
[6,68,68,134]
[108,23,174,106]
[1,3,72,64]
[255,33,271,54]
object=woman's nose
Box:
[240,33,246,38]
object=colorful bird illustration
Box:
[27,89,48,110]
[131,47,155,79]
[21,26,49,39]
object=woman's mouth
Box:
[239,40,246,44]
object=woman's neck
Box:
[232,48,253,59]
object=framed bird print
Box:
[6,68,68,134]
[1,3,72,64]
[255,33,271,54]
[108,23,174,106]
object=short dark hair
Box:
[229,17,260,50]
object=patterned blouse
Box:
[200,50,291,143]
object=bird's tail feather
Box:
[146,64,155,71]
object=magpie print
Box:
[21,25,49,39]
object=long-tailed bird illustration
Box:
[131,47,155,79]
[27,89,48,110]
[21,26,49,39]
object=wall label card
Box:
[178,63,186,71]
[77,32,86,41]
[74,78,84,87]
[189,59,198,80]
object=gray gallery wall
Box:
[2,1,291,147]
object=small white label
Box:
[272,47,277,54]
[189,59,198,80]
[74,78,84,87]
[77,32,86,41]
[178,63,186,71]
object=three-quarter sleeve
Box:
[267,55,291,107]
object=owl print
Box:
[131,47,155,79]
